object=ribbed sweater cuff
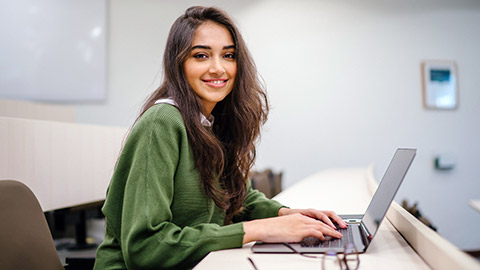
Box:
[210,222,245,250]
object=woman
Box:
[94,6,346,270]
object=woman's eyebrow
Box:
[191,45,236,50]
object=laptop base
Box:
[251,220,366,254]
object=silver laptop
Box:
[251,148,416,254]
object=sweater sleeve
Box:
[101,106,244,270]
[233,180,286,222]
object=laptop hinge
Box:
[360,221,372,245]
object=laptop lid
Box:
[251,148,416,254]
[361,148,416,240]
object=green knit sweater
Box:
[93,104,283,270]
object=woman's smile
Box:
[202,78,229,88]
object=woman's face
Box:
[184,21,237,116]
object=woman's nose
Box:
[208,57,225,75]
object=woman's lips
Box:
[202,79,228,88]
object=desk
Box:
[194,167,430,270]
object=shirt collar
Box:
[154,98,214,127]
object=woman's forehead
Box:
[192,21,234,47]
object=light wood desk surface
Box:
[195,167,430,270]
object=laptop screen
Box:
[362,148,416,237]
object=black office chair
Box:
[0,180,95,270]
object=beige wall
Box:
[0,99,75,122]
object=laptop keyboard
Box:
[300,226,353,248]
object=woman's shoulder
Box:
[133,104,185,134]
[141,103,183,124]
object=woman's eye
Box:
[193,53,208,59]
[224,52,235,59]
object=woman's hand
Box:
[242,208,346,244]
[278,208,347,230]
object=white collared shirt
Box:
[154,98,214,127]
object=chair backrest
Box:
[250,169,283,199]
[0,180,64,270]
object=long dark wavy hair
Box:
[138,6,268,223]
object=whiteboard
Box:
[0,0,107,102]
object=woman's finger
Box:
[304,209,336,229]
[323,210,348,228]
[315,221,342,238]
[318,213,337,229]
